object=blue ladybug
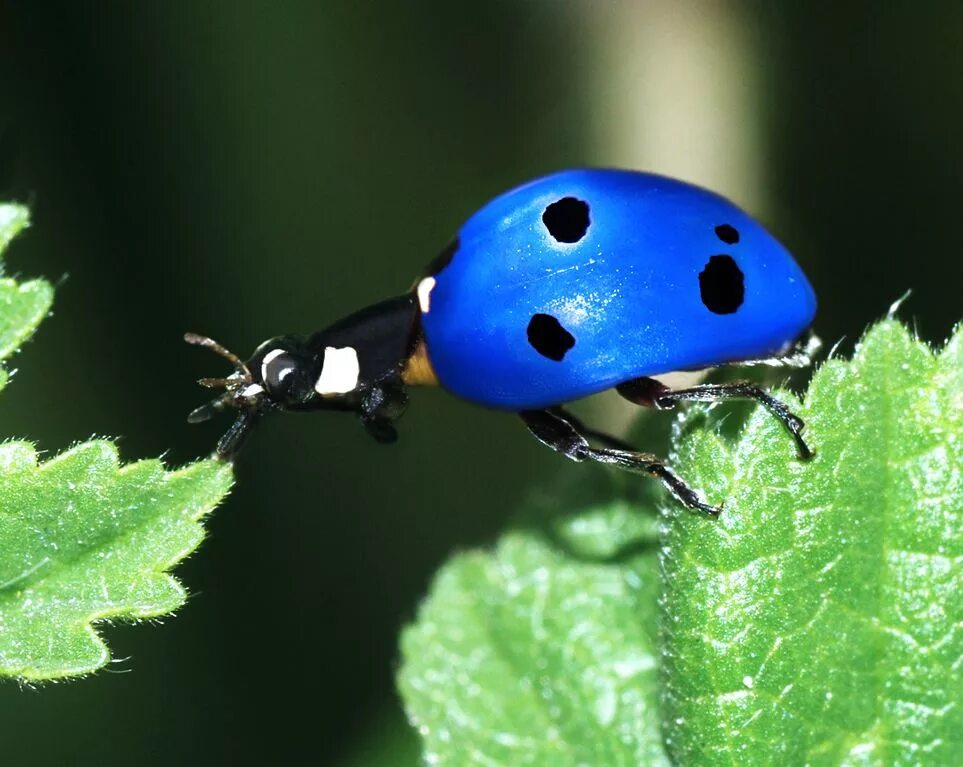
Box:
[187,169,817,515]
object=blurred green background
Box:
[1,2,961,765]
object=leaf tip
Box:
[0,203,30,257]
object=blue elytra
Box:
[187,167,817,514]
[419,168,816,410]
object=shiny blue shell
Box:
[420,169,816,410]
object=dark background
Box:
[1,3,960,765]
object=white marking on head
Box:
[315,346,360,396]
[261,348,288,384]
[239,383,264,398]
[417,276,436,313]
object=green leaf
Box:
[662,320,962,765]
[0,204,54,393]
[0,204,234,680]
[398,482,670,767]
[0,442,233,680]
[0,203,29,255]
[399,319,961,766]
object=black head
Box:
[184,332,324,457]
[186,294,424,458]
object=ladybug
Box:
[187,169,817,515]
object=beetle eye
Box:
[261,349,299,396]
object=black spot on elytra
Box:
[527,313,576,361]
[542,197,590,243]
[699,255,744,314]
[714,224,740,244]
[424,236,459,277]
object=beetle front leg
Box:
[359,383,407,444]
[519,407,721,516]
[617,377,812,460]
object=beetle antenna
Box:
[198,376,237,389]
[184,332,251,380]
[185,333,260,427]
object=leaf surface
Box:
[0,204,53,392]
[0,204,233,680]
[0,442,232,679]
[662,320,962,765]
[398,488,670,766]
[399,319,962,766]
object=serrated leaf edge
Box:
[0,440,232,681]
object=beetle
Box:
[186,169,817,515]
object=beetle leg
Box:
[614,376,667,407]
[215,409,259,459]
[724,332,821,369]
[618,377,812,460]
[359,383,407,444]
[544,406,636,451]
[519,408,721,516]
[363,416,398,444]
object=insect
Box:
[187,169,817,515]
